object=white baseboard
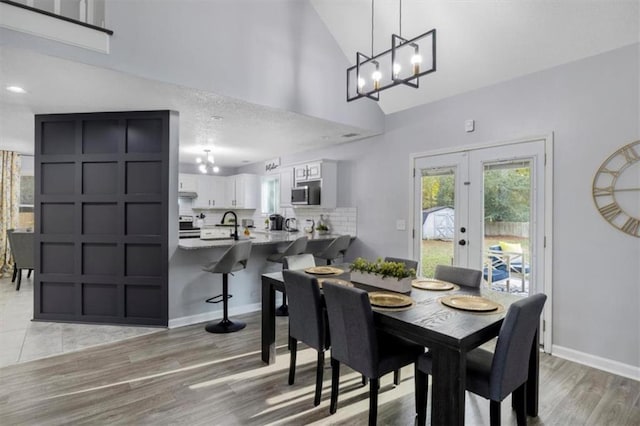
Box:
[552,345,640,381]
[168,303,262,329]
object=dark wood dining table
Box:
[261,266,539,426]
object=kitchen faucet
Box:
[221,211,239,241]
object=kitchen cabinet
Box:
[193,175,226,209]
[279,167,293,207]
[225,174,259,209]
[291,160,337,208]
[179,173,197,192]
[294,161,322,182]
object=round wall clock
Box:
[592,140,640,237]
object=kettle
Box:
[269,214,284,231]
[284,218,298,232]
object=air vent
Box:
[342,132,360,138]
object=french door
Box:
[412,137,552,347]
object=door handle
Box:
[458,239,467,246]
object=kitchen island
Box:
[168,231,353,328]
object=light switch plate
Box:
[396,220,406,231]
[465,119,475,132]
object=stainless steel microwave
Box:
[291,183,321,205]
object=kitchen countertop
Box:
[178,230,352,250]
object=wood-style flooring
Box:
[1,311,638,425]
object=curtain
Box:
[0,151,21,276]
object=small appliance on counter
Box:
[303,218,315,233]
[241,219,254,228]
[269,214,284,231]
[284,218,298,232]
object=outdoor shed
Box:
[422,206,455,240]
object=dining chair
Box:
[7,229,34,291]
[434,264,482,288]
[415,293,547,426]
[267,236,309,316]
[322,281,424,426]
[384,256,418,272]
[314,234,351,265]
[283,253,316,271]
[282,269,329,406]
[202,241,252,333]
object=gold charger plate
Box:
[368,292,414,309]
[440,295,500,312]
[412,278,457,291]
[317,278,354,289]
[304,266,344,276]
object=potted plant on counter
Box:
[350,257,416,293]
[315,222,329,235]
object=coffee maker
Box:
[269,214,284,231]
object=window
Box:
[261,175,280,215]
[19,174,34,229]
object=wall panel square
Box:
[41,121,75,155]
[126,203,161,236]
[41,163,75,195]
[126,162,161,194]
[41,282,75,314]
[83,203,118,235]
[83,120,121,154]
[83,243,118,276]
[41,203,74,234]
[126,244,161,277]
[41,242,74,274]
[82,284,118,316]
[125,285,161,319]
[83,162,117,194]
[126,119,162,153]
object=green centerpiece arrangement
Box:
[350,257,416,293]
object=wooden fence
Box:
[484,221,529,237]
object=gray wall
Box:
[241,44,640,368]
[0,0,384,133]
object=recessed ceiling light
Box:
[242,160,250,163]
[6,86,26,94]
[321,136,331,140]
[341,132,360,138]
[210,115,223,120]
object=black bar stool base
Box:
[205,319,246,334]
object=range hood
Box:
[178,191,197,198]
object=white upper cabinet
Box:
[294,161,322,183]
[178,173,197,192]
[193,175,226,209]
[226,174,259,209]
[279,167,293,207]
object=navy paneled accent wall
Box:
[34,111,176,326]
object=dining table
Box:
[261,265,539,426]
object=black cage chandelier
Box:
[347,0,436,102]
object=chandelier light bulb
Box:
[372,70,382,90]
[393,63,402,79]
[196,157,202,164]
[357,77,366,91]
[213,166,220,173]
[207,154,214,164]
[411,53,423,75]
[199,164,207,174]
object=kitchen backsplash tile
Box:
[261,207,358,236]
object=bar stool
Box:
[267,236,308,316]
[314,234,351,265]
[202,241,252,333]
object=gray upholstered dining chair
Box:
[283,253,316,271]
[202,241,252,333]
[323,281,424,426]
[434,264,482,288]
[7,229,34,291]
[282,269,329,406]
[267,236,309,316]
[415,293,547,426]
[384,256,418,272]
[314,234,351,265]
